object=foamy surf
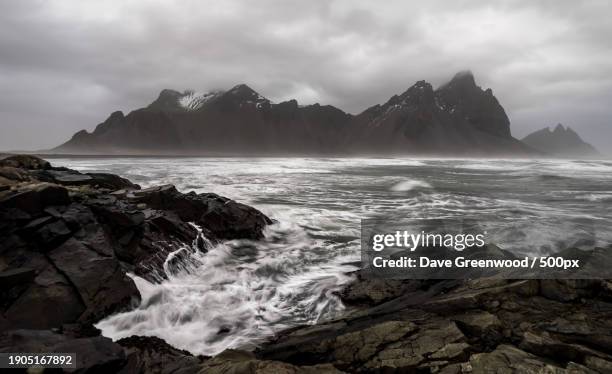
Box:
[96,218,358,356]
[390,179,432,191]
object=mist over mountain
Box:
[54,72,534,156]
[521,124,600,158]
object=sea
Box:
[51,157,612,355]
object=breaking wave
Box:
[390,179,432,191]
[96,213,357,356]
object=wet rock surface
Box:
[0,329,127,373]
[117,336,204,374]
[254,276,612,373]
[197,350,344,374]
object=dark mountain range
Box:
[349,72,529,154]
[521,124,600,158]
[53,71,534,155]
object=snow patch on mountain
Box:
[178,91,222,111]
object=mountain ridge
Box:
[53,71,536,156]
[521,124,600,158]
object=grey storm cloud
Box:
[0,0,611,153]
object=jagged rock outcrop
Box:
[0,154,270,332]
[0,155,280,372]
[522,123,600,158]
[53,72,535,156]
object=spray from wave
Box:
[390,179,432,192]
[96,214,357,356]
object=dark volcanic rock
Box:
[196,193,273,240]
[0,156,270,330]
[131,185,272,240]
[43,168,139,190]
[86,172,139,190]
[48,238,139,324]
[46,169,94,185]
[0,330,126,373]
[55,335,127,373]
[0,183,70,214]
[0,154,51,170]
[3,263,86,330]
[0,155,276,373]
[0,267,36,288]
[255,275,612,372]
[198,349,344,374]
[469,344,585,373]
[117,336,203,374]
[0,329,70,352]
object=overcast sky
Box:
[0,0,610,153]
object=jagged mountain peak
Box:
[452,69,475,81]
[148,88,224,111]
[439,70,478,92]
[145,83,272,113]
[225,84,268,103]
[382,80,434,106]
[402,80,434,95]
[108,110,125,120]
[550,124,579,136]
[159,88,181,97]
[229,83,255,93]
[432,70,510,138]
[70,129,90,140]
[522,124,599,157]
[553,123,573,133]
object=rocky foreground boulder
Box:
[1,155,611,373]
[0,155,272,372]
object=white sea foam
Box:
[579,193,612,202]
[390,179,432,191]
[96,213,358,356]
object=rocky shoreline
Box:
[0,155,270,372]
[1,155,611,373]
